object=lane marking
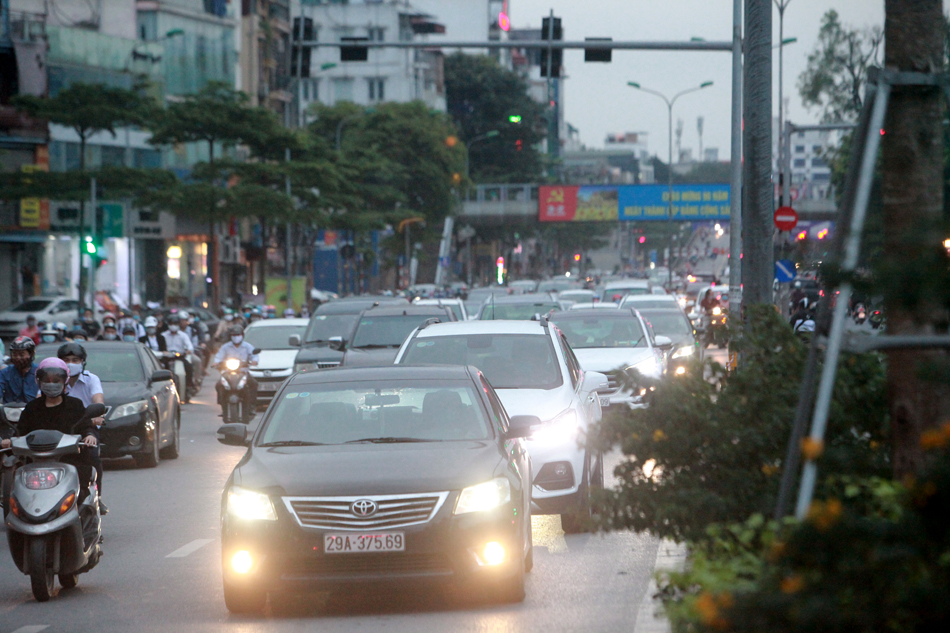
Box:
[12,626,50,633]
[166,538,214,558]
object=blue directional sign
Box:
[775,259,797,283]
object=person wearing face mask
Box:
[140,316,167,352]
[117,309,146,340]
[39,325,61,345]
[162,315,195,403]
[69,325,88,342]
[121,325,138,343]
[3,358,99,503]
[0,337,38,404]
[213,325,259,421]
[98,323,119,341]
[18,315,40,344]
[80,308,101,339]
[215,309,237,343]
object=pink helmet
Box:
[36,357,69,381]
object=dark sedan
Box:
[216,365,534,613]
[36,341,180,468]
[337,304,454,368]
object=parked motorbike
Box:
[1,402,26,517]
[853,302,867,325]
[4,403,106,602]
[218,351,260,425]
[158,351,191,403]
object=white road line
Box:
[11,626,50,633]
[166,538,214,558]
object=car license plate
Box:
[599,396,611,407]
[258,382,280,392]
[324,532,405,554]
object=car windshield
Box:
[537,279,578,293]
[351,315,440,348]
[304,314,358,343]
[85,349,145,382]
[401,333,562,390]
[245,325,306,350]
[260,381,489,444]
[11,299,52,312]
[639,311,693,340]
[553,316,647,349]
[479,302,560,320]
[623,299,677,310]
[603,286,649,301]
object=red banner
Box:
[538,186,578,222]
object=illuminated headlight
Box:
[671,346,695,360]
[678,297,687,307]
[109,400,148,419]
[225,358,241,371]
[2,406,23,422]
[712,306,722,316]
[530,409,580,445]
[294,362,316,373]
[627,358,662,378]
[455,478,511,515]
[226,486,277,521]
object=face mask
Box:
[133,315,141,322]
[123,335,136,342]
[224,314,234,321]
[104,332,117,340]
[231,335,243,345]
[27,321,36,328]
[169,325,180,333]
[41,335,57,344]
[147,327,157,336]
[84,315,94,322]
[66,363,83,377]
[40,382,64,398]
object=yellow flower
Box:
[652,429,667,442]
[780,574,805,594]
[800,437,824,461]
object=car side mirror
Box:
[150,369,173,383]
[288,334,301,347]
[655,335,674,350]
[507,415,541,439]
[328,336,345,351]
[216,423,249,447]
[583,370,610,394]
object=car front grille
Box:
[285,553,451,577]
[317,361,341,369]
[283,492,450,531]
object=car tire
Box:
[223,579,267,614]
[160,409,180,460]
[135,417,160,468]
[561,453,595,535]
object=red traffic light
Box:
[573,253,581,262]
[496,256,504,266]
[638,236,646,244]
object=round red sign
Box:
[774,206,799,231]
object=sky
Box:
[510,0,902,159]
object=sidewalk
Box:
[633,540,689,633]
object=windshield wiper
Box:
[344,437,435,444]
[259,440,325,447]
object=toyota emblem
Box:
[351,499,377,517]
[264,370,272,377]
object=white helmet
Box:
[178,311,190,321]
[144,316,159,328]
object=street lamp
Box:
[775,0,794,205]
[627,80,713,285]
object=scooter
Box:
[1,402,26,517]
[4,403,105,602]
[853,303,867,325]
[158,351,190,403]
[219,352,259,424]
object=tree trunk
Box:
[882,0,950,477]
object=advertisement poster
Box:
[539,184,730,222]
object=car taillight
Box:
[25,469,60,490]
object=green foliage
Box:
[0,167,176,202]
[444,53,546,183]
[591,306,890,543]
[798,10,882,123]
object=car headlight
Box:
[294,362,316,373]
[109,400,149,419]
[626,358,662,378]
[455,478,511,515]
[227,486,277,521]
[671,345,695,359]
[225,358,241,371]
[2,406,23,422]
[530,409,580,445]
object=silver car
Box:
[395,319,608,533]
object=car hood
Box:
[235,441,501,496]
[494,387,575,423]
[293,345,344,365]
[572,347,654,373]
[101,382,151,406]
[255,349,298,371]
[0,311,28,322]
[342,347,400,368]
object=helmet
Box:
[144,316,159,328]
[39,326,60,344]
[57,341,87,363]
[283,308,295,317]
[102,312,117,323]
[178,311,190,322]
[228,325,244,337]
[10,336,36,359]
[122,325,137,335]
[54,322,68,334]
[69,325,87,339]
[36,357,68,382]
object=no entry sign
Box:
[774,206,799,231]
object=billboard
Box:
[539,184,730,222]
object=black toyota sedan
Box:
[36,341,181,468]
[216,365,534,613]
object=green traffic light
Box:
[84,238,97,255]
[509,115,522,123]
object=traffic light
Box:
[496,256,505,285]
[515,139,523,152]
[84,237,97,255]
[639,236,646,244]
[573,253,581,262]
[508,115,522,123]
[540,16,562,78]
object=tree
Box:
[444,53,546,183]
[798,10,883,123]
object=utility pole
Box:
[285,147,294,313]
[775,0,793,206]
[729,0,744,302]
[88,176,97,312]
[741,0,773,307]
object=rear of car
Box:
[637,309,701,376]
[341,305,454,367]
[476,295,561,320]
[602,280,651,303]
[244,318,308,404]
[620,294,681,311]
[413,298,468,322]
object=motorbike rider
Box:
[80,308,101,339]
[700,289,720,314]
[141,316,167,352]
[18,315,40,344]
[162,314,194,403]
[69,325,89,342]
[39,324,61,345]
[121,325,138,343]
[790,297,817,334]
[98,321,119,341]
[0,337,38,404]
[118,308,145,340]
[215,309,236,342]
[2,358,99,503]
[213,325,259,422]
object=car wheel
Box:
[160,409,180,460]
[135,417,160,468]
[223,578,267,614]
[561,453,593,535]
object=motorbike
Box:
[158,351,191,403]
[703,306,728,349]
[218,351,260,425]
[870,309,885,330]
[853,302,867,325]
[1,402,26,517]
[4,403,106,602]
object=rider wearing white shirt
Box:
[213,325,259,421]
[162,316,195,403]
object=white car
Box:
[413,297,469,321]
[569,302,620,311]
[557,289,598,304]
[395,319,608,533]
[243,318,310,405]
[0,296,81,339]
[550,309,671,408]
[601,279,651,303]
[620,293,682,311]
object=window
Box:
[367,27,385,42]
[368,78,385,102]
[813,145,822,153]
[812,158,826,168]
[101,146,126,167]
[559,335,581,387]
[812,172,831,182]
[332,78,354,103]
[797,132,805,138]
[794,145,805,153]
[794,158,806,168]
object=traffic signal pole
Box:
[728,0,743,304]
